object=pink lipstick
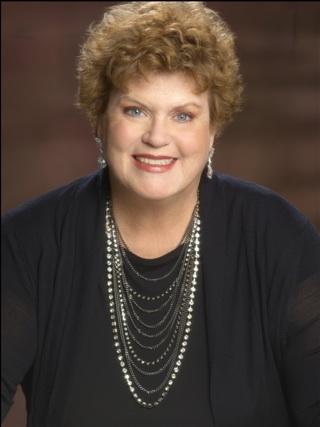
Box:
[132,154,177,173]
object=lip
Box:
[133,154,177,160]
[132,154,177,173]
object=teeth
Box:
[135,157,174,166]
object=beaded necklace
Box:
[104,197,201,408]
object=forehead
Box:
[109,72,209,107]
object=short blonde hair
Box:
[76,1,243,136]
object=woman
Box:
[2,2,319,426]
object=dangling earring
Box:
[95,136,106,169]
[207,146,215,179]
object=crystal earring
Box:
[207,146,215,179]
[95,136,106,169]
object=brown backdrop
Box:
[2,2,320,426]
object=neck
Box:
[109,176,200,258]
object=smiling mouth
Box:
[132,155,177,172]
[133,156,176,166]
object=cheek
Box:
[106,122,134,152]
[180,127,211,158]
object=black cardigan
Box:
[2,168,320,426]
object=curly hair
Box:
[76,1,243,136]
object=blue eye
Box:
[124,107,143,117]
[176,112,193,122]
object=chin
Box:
[128,178,180,201]
[135,187,176,202]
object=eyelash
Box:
[123,107,194,122]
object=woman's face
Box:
[100,72,215,202]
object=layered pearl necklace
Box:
[104,198,201,408]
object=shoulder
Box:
[2,168,106,236]
[205,172,318,245]
[204,172,319,294]
[217,172,304,215]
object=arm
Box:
[1,217,37,422]
[281,224,320,426]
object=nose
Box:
[141,117,171,148]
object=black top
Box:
[2,168,320,426]
[99,245,214,426]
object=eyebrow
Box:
[119,95,202,110]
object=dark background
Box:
[2,2,320,425]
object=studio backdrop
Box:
[1,2,320,426]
